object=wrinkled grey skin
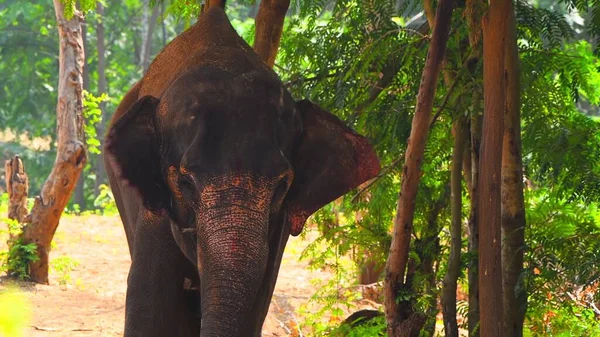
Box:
[104,7,380,337]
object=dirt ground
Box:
[0,215,380,337]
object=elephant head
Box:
[105,8,380,337]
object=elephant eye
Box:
[178,176,197,200]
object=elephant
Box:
[104,5,380,337]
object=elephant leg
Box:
[124,212,200,337]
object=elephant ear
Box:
[285,99,381,236]
[105,95,169,212]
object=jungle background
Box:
[1,0,600,336]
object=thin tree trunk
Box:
[161,1,167,48]
[424,1,465,332]
[254,0,291,68]
[21,1,87,284]
[73,19,89,211]
[465,0,485,334]
[478,0,510,334]
[421,184,451,337]
[139,0,159,73]
[502,4,527,336]
[94,2,107,197]
[463,136,472,193]
[383,0,454,335]
[140,0,149,66]
[442,118,467,337]
[468,102,482,337]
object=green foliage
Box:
[297,225,366,335]
[93,184,118,214]
[520,40,600,202]
[161,0,201,26]
[153,0,257,26]
[0,216,39,280]
[526,304,600,336]
[50,256,80,285]
[83,90,109,155]
[524,188,600,333]
[61,0,98,19]
[0,1,59,139]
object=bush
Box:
[0,217,39,280]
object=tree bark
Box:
[73,19,89,211]
[465,0,485,334]
[5,156,29,225]
[441,118,467,337]
[383,0,454,335]
[463,139,472,195]
[424,1,465,333]
[201,0,226,14]
[501,4,527,336]
[94,2,108,198]
[20,0,87,284]
[420,184,450,337]
[478,0,510,334]
[5,156,30,273]
[253,0,290,68]
[468,101,482,337]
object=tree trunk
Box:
[73,19,89,211]
[421,184,450,337]
[5,156,30,274]
[161,1,167,48]
[441,118,467,337]
[501,4,527,336]
[424,0,465,332]
[463,139,472,196]
[383,0,454,335]
[94,2,108,198]
[468,103,482,337]
[253,0,290,68]
[478,0,510,334]
[140,0,160,73]
[201,0,226,14]
[20,1,87,284]
[465,0,485,334]
[5,157,29,225]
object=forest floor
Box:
[0,214,382,336]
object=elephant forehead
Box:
[198,173,278,210]
[199,173,278,191]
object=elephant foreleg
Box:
[124,211,200,337]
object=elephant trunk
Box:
[196,179,271,337]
